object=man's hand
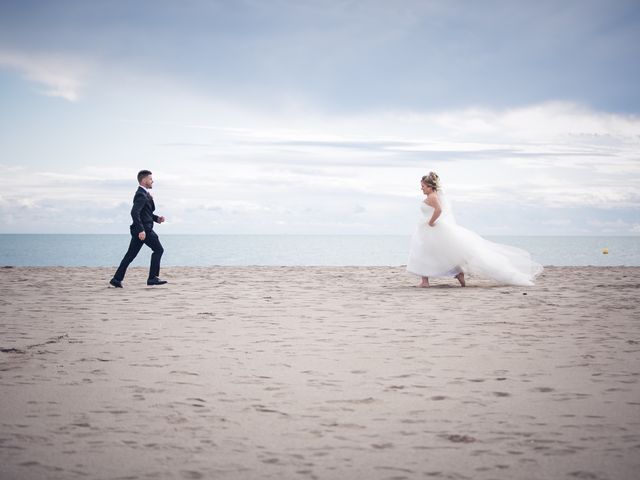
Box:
[138,231,146,241]
[158,216,166,224]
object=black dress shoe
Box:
[109,278,123,288]
[147,277,168,286]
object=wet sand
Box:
[1,266,639,480]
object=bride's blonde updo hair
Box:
[421,171,441,191]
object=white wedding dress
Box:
[407,194,543,286]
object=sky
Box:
[0,0,639,236]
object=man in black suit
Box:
[110,170,168,288]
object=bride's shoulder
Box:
[426,192,441,206]
[426,191,439,200]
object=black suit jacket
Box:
[130,186,159,234]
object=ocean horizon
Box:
[1,234,638,267]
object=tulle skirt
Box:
[407,220,543,286]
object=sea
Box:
[0,234,638,267]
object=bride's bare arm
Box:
[426,194,442,226]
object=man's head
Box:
[137,170,153,189]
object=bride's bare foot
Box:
[417,277,430,288]
[455,272,466,287]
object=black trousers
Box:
[113,228,164,281]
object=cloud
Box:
[587,218,640,234]
[542,218,573,227]
[109,101,640,215]
[0,1,638,236]
[1,1,639,112]
[1,63,639,234]
[0,49,88,101]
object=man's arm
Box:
[130,191,146,234]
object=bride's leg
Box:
[455,272,466,287]
[417,276,430,288]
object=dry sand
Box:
[1,266,639,480]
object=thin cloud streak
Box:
[0,49,88,101]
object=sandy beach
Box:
[1,266,639,480]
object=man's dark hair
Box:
[137,170,152,183]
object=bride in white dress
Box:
[407,172,543,287]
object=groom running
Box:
[110,170,168,288]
